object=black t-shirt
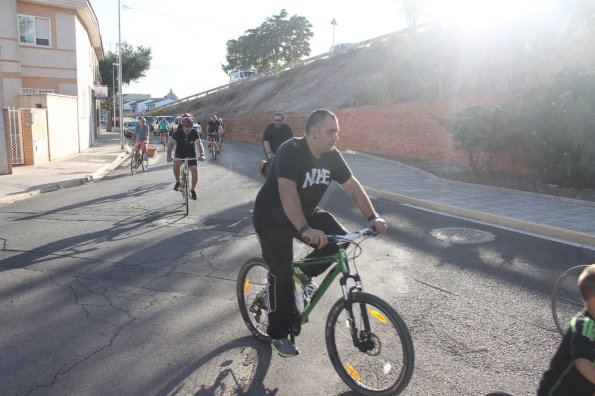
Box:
[253,137,352,229]
[262,123,293,153]
[538,310,595,396]
[171,129,200,158]
[208,120,220,133]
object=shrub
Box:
[522,71,595,187]
[441,104,523,175]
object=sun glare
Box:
[434,0,554,28]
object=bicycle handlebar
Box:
[327,227,378,245]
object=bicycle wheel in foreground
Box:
[552,264,588,335]
[326,292,414,396]
[237,258,271,342]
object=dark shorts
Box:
[175,159,197,167]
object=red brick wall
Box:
[219,96,526,171]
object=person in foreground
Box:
[538,263,595,395]
[166,117,205,200]
[252,109,388,357]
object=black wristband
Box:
[367,212,380,222]
[298,225,309,236]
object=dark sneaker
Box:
[173,182,180,191]
[191,190,197,200]
[296,273,318,301]
[271,337,300,357]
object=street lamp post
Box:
[118,0,124,149]
[331,17,337,50]
[112,63,118,130]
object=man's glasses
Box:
[273,119,282,122]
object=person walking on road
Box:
[252,109,388,357]
[260,112,293,178]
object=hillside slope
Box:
[176,14,595,119]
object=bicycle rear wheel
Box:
[552,264,588,335]
[326,292,414,396]
[237,258,271,342]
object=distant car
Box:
[229,70,257,83]
[168,116,202,136]
[330,43,352,53]
[142,116,155,131]
[152,116,171,135]
[124,120,139,138]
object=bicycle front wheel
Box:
[130,152,137,174]
[326,292,414,396]
[552,264,588,335]
[182,172,189,216]
[211,143,217,160]
[237,258,271,342]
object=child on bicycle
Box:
[538,263,595,395]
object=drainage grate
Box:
[431,227,496,244]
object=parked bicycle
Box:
[237,227,414,395]
[172,156,197,216]
[130,140,148,174]
[551,264,589,335]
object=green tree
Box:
[397,0,428,31]
[98,42,151,129]
[222,9,313,75]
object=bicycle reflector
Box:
[368,309,388,325]
[345,363,362,381]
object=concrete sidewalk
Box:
[1,132,594,249]
[0,131,129,205]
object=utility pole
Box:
[118,0,124,149]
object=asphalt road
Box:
[1,139,594,395]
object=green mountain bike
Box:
[237,227,414,395]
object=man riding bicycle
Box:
[166,117,205,200]
[131,117,150,160]
[158,117,169,144]
[252,109,388,357]
[207,115,221,154]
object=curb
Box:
[0,177,92,205]
[0,152,129,206]
[365,186,595,248]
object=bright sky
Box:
[91,0,555,100]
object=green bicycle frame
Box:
[294,248,362,324]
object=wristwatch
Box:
[367,212,381,222]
